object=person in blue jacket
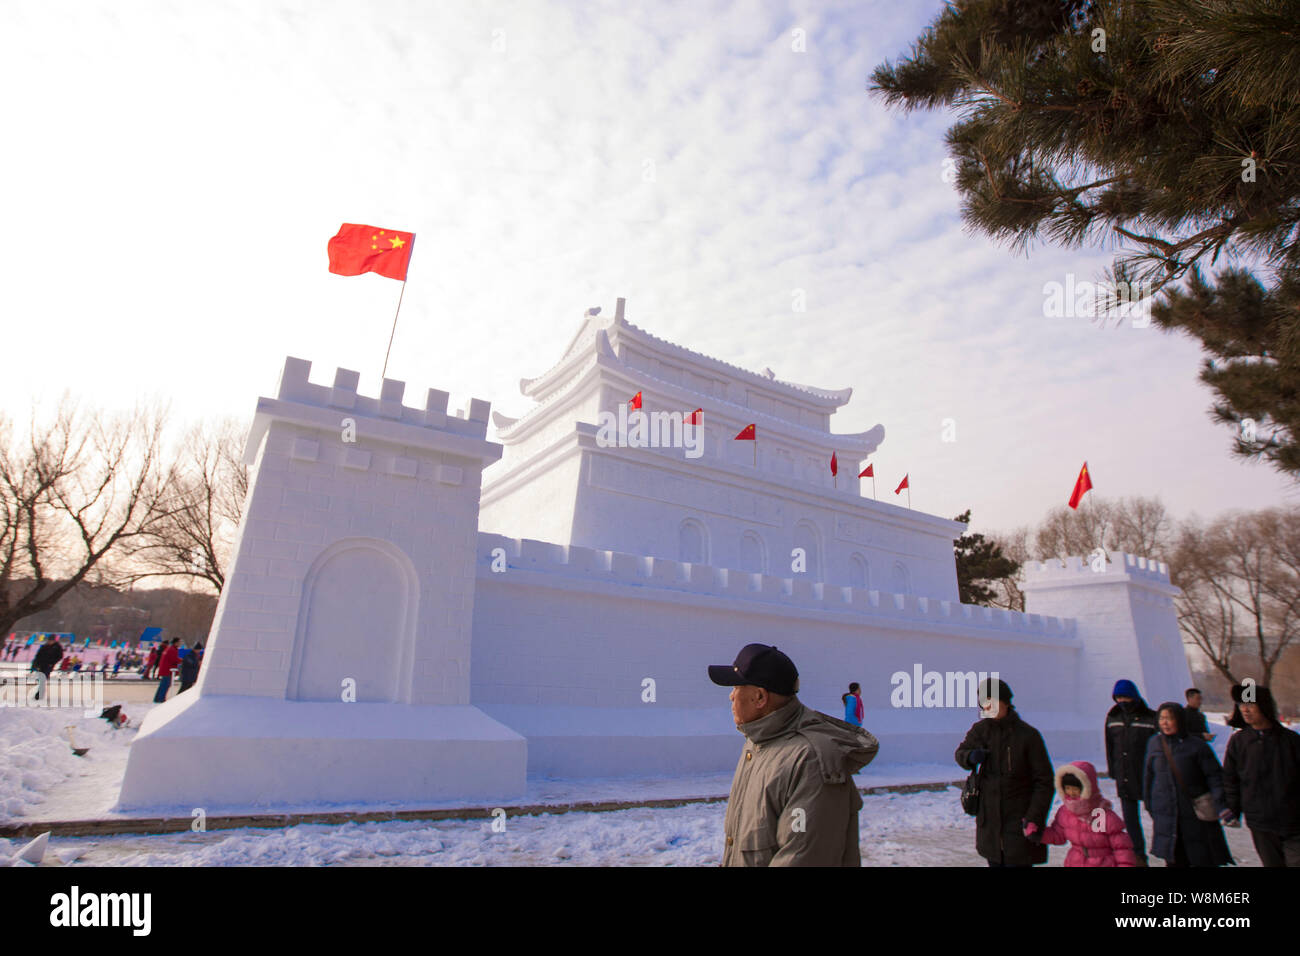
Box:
[842,682,863,726]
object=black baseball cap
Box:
[708,643,799,696]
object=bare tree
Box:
[0,399,177,637]
[1111,497,1177,560]
[1034,496,1175,564]
[987,525,1031,612]
[1173,509,1300,688]
[1173,521,1246,686]
[125,419,248,594]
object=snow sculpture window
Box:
[792,521,821,581]
[287,538,417,704]
[849,553,869,590]
[739,531,766,573]
[678,519,708,565]
[890,561,911,595]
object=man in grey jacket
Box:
[709,643,880,866]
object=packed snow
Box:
[0,695,1276,866]
[0,700,146,820]
[0,777,1266,867]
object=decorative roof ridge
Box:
[612,317,853,406]
[519,315,607,399]
[496,345,884,451]
[495,343,608,440]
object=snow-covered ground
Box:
[0,699,145,820]
[0,700,1275,866]
[0,698,962,824]
[0,778,1265,867]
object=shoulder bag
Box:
[960,765,981,816]
[1160,735,1218,822]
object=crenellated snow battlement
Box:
[477,532,1078,639]
[273,356,494,441]
[1023,550,1173,587]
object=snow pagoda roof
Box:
[492,301,882,457]
[520,305,853,409]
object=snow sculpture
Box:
[118,358,526,808]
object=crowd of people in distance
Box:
[138,638,205,701]
[14,635,205,703]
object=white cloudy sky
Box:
[2,0,1295,539]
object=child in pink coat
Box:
[1023,760,1138,867]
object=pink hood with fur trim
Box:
[1038,761,1138,867]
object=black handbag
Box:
[1160,735,1219,823]
[961,766,981,816]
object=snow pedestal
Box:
[117,358,526,811]
[119,694,524,807]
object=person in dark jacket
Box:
[1221,684,1300,866]
[1184,689,1213,741]
[955,678,1055,866]
[1104,678,1158,865]
[29,638,64,701]
[1143,702,1233,867]
[178,643,203,693]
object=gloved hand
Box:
[967,748,989,767]
[1022,820,1043,843]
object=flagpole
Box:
[380,279,407,380]
[873,476,876,500]
[1088,481,1102,554]
[907,483,912,509]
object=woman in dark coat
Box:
[955,679,1055,866]
[1143,702,1233,867]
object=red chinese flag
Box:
[629,391,642,409]
[894,474,909,495]
[859,463,874,478]
[327,223,415,281]
[830,451,838,476]
[734,424,756,441]
[685,408,702,425]
[1068,461,1093,510]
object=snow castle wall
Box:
[117,358,527,810]
[470,536,1180,776]
[117,354,1193,810]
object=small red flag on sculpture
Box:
[859,463,874,478]
[1068,462,1093,509]
[735,424,756,440]
[895,474,909,495]
[628,391,642,409]
[327,223,415,281]
[830,452,838,476]
[685,408,702,424]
